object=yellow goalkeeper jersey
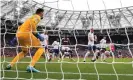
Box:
[17,14,41,33]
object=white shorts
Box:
[62,46,70,51]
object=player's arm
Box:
[31,16,44,41]
[52,41,55,46]
[100,39,103,43]
[94,35,97,41]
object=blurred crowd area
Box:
[1,34,133,58]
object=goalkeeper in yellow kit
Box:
[6,8,45,72]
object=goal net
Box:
[1,0,133,80]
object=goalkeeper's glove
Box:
[34,33,44,41]
[10,37,17,46]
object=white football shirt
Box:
[52,41,60,49]
[40,34,48,46]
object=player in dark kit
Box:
[62,35,70,45]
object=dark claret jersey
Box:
[62,38,69,45]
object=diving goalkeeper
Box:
[6,8,45,72]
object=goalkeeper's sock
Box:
[30,47,44,67]
[10,52,25,67]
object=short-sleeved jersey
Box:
[52,41,60,49]
[17,14,41,33]
[100,39,107,48]
[40,34,48,46]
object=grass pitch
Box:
[1,57,133,80]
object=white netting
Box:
[1,0,133,80]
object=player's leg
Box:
[91,45,97,62]
[27,34,44,72]
[101,48,106,62]
[45,46,51,62]
[103,53,107,61]
[6,47,29,70]
[44,47,50,62]
[96,47,100,59]
[83,46,91,62]
[58,50,62,62]
[52,49,55,60]
[56,49,61,61]
[68,50,72,59]
[53,49,57,59]
[42,45,47,61]
[11,47,29,65]
[6,35,29,70]
[68,50,75,61]
[104,50,110,61]
[100,53,104,62]
[27,47,44,72]
[29,47,44,65]
[61,50,66,61]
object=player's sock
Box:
[62,55,65,61]
[48,54,52,62]
[52,53,55,60]
[47,53,50,60]
[30,47,44,67]
[46,53,52,62]
[45,53,48,62]
[103,53,107,61]
[101,53,104,61]
[10,52,25,67]
[83,51,90,62]
[96,52,100,59]
[92,52,97,60]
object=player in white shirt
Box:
[40,31,50,62]
[83,28,98,62]
[100,37,107,62]
[52,39,60,60]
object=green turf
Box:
[0,57,133,80]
